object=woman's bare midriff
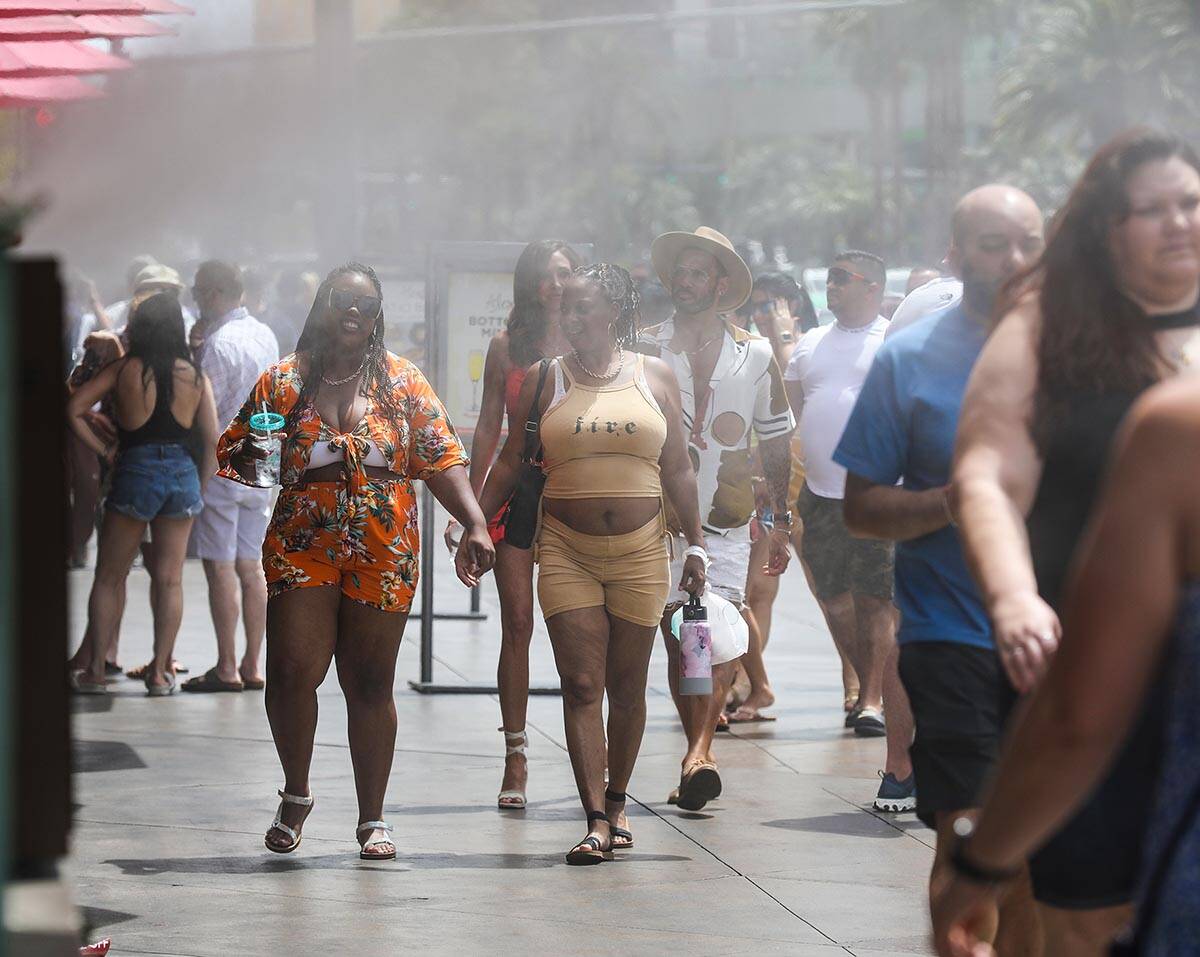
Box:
[543,496,660,536]
[300,464,400,484]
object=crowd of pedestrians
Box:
[63,125,1200,952]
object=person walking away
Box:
[473,263,707,862]
[642,228,794,809]
[183,261,280,693]
[67,293,219,695]
[834,185,1046,946]
[443,240,583,809]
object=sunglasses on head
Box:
[827,266,870,287]
[329,288,382,318]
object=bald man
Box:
[832,184,1045,953]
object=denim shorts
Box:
[106,443,203,522]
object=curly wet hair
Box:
[574,262,642,348]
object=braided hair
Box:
[285,262,400,443]
[573,263,642,349]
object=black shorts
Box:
[898,642,1017,830]
[797,485,894,601]
[1026,687,1166,910]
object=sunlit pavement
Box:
[67,515,934,956]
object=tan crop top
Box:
[540,354,667,499]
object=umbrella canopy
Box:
[0,14,87,37]
[74,14,173,37]
[0,1,188,13]
[0,72,98,105]
[0,39,131,74]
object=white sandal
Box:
[265,789,313,854]
[498,729,528,810]
[357,820,396,861]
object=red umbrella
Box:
[0,14,87,37]
[74,14,173,37]
[0,39,130,74]
[0,72,98,105]
[0,2,189,13]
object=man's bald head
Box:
[948,184,1045,321]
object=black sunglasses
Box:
[827,266,870,287]
[329,288,382,318]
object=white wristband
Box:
[683,545,709,566]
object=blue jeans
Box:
[106,443,203,522]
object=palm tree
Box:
[995,0,1200,150]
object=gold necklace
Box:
[321,358,366,386]
[573,348,624,382]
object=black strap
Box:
[521,359,552,465]
[605,789,626,804]
[586,810,608,824]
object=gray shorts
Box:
[797,484,894,601]
[668,528,752,608]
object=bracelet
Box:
[949,838,1022,885]
[683,545,709,565]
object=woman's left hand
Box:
[454,523,496,587]
[679,554,707,597]
[931,874,1000,957]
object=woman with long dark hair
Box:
[443,239,583,809]
[67,293,219,695]
[951,128,1200,952]
[469,263,706,864]
[218,262,493,861]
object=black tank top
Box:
[116,364,194,451]
[1026,391,1140,608]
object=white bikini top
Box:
[307,438,390,469]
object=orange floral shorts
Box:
[262,479,420,613]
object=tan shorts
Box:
[536,511,671,627]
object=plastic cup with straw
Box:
[247,402,285,487]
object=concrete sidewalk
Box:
[67,532,934,957]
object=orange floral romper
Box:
[216,352,468,613]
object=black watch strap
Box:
[950,840,1022,885]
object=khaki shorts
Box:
[536,511,671,627]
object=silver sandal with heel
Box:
[497,729,528,810]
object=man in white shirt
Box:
[182,260,279,693]
[785,249,915,807]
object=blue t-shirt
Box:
[832,305,992,648]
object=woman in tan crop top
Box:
[471,263,707,865]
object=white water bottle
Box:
[679,593,713,696]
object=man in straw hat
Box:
[640,227,795,810]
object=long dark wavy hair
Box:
[285,262,400,442]
[998,128,1200,454]
[125,292,199,408]
[506,239,584,366]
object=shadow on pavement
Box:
[102,850,693,876]
[761,812,903,838]
[72,740,146,773]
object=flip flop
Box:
[727,707,777,724]
[181,667,244,693]
[126,660,188,680]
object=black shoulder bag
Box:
[501,358,552,549]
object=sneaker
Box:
[854,706,886,737]
[872,771,916,813]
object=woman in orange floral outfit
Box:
[218,263,494,862]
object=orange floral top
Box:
[216,351,468,492]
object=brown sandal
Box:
[677,760,722,811]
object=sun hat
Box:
[650,226,753,314]
[133,263,184,292]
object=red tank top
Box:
[504,365,527,418]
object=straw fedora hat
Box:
[651,226,752,314]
